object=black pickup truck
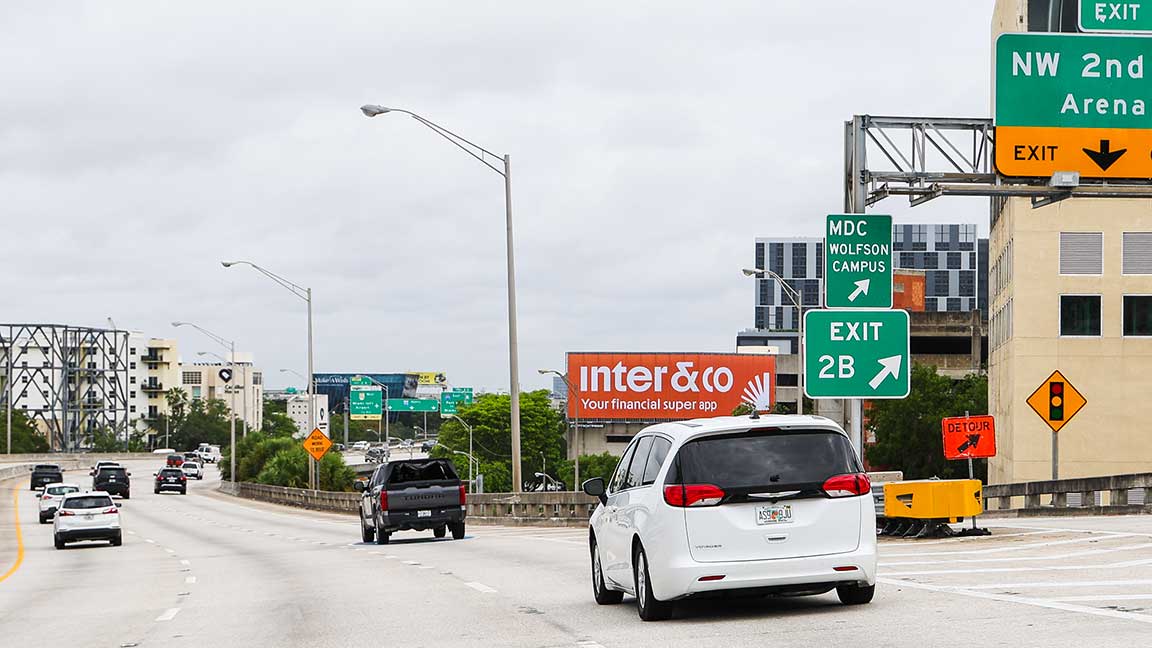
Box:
[355,459,466,545]
[30,464,64,491]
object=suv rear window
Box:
[63,495,113,509]
[670,429,859,491]
[160,469,184,477]
[47,485,79,495]
[97,468,127,478]
[35,464,59,471]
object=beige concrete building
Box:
[178,359,264,432]
[988,0,1152,483]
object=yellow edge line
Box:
[0,487,25,584]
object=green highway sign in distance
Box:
[387,398,440,413]
[349,385,382,420]
[824,214,892,309]
[803,309,910,399]
[440,389,474,415]
[1080,1,1152,32]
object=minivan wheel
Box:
[591,539,623,605]
[360,514,375,543]
[54,534,65,550]
[634,543,673,621]
[836,583,875,605]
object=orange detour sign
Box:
[303,428,333,461]
[941,415,996,460]
[1026,370,1087,433]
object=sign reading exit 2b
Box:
[803,309,910,399]
[824,214,892,309]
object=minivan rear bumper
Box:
[651,542,877,601]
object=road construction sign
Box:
[303,428,333,461]
[941,415,997,460]
[1026,370,1087,433]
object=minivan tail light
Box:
[822,473,871,498]
[379,489,389,511]
[103,507,119,514]
[663,484,725,507]
[57,510,75,516]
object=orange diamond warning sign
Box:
[1026,370,1086,434]
[303,428,333,461]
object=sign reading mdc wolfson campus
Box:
[565,353,776,420]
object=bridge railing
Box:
[983,472,1152,515]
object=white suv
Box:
[582,415,876,621]
[53,491,122,549]
[38,483,81,524]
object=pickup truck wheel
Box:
[360,514,375,543]
[433,525,446,538]
[376,531,391,545]
[450,522,465,540]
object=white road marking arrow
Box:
[847,278,870,302]
[868,355,903,390]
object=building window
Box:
[182,371,202,385]
[1122,232,1152,275]
[769,243,784,277]
[192,386,202,400]
[129,347,136,355]
[911,225,927,250]
[947,252,962,269]
[130,405,137,413]
[791,243,807,278]
[899,252,914,268]
[129,391,136,399]
[815,243,824,279]
[130,376,136,384]
[1059,232,1103,275]
[1123,296,1152,336]
[925,297,938,311]
[947,298,961,312]
[1060,295,1101,336]
[253,372,262,386]
[929,270,950,296]
[959,270,976,297]
[129,362,136,370]
[755,243,765,273]
[923,253,938,270]
[802,280,819,307]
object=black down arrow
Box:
[1082,139,1126,171]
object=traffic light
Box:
[1049,381,1064,421]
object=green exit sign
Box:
[803,309,910,399]
[387,398,439,413]
[824,214,892,309]
[1080,1,1152,32]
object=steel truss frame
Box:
[844,115,1152,215]
[1,324,129,450]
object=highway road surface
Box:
[3,459,1152,647]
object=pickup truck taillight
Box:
[379,489,389,511]
[459,484,466,506]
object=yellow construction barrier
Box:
[880,480,986,538]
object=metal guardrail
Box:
[983,472,1152,514]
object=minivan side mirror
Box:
[582,477,608,505]
[352,480,366,492]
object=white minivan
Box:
[197,444,222,464]
[582,415,877,621]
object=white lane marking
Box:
[882,533,1138,558]
[164,548,176,554]
[987,523,1152,538]
[899,578,1152,591]
[417,565,436,570]
[384,554,397,559]
[145,539,155,544]
[510,536,586,547]
[577,642,607,648]
[402,560,421,565]
[180,560,190,566]
[882,542,1152,566]
[880,530,1049,547]
[465,582,497,594]
[879,578,1152,625]
[127,531,137,535]
[1040,594,1152,602]
[185,576,197,584]
[884,557,1152,576]
[155,608,182,622]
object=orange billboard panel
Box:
[566,353,776,421]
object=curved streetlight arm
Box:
[742,267,802,309]
[197,350,228,363]
[172,322,234,353]
[222,261,309,301]
[361,105,506,177]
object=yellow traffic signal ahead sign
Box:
[303,428,333,461]
[1026,370,1086,433]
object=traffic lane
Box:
[159,486,1152,648]
[0,476,181,648]
[879,519,1152,628]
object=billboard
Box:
[411,371,447,386]
[565,353,776,421]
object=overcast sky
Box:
[1,1,998,391]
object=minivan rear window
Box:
[63,496,113,509]
[670,429,859,491]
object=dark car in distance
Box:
[93,466,132,499]
[30,464,64,491]
[154,467,188,494]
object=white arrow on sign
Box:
[847,278,870,303]
[868,355,903,390]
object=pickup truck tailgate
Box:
[388,484,460,511]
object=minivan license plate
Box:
[756,505,792,525]
[417,510,431,518]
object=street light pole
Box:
[539,369,579,488]
[223,261,316,490]
[448,414,475,487]
[743,268,805,415]
[361,104,522,493]
[174,323,237,483]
